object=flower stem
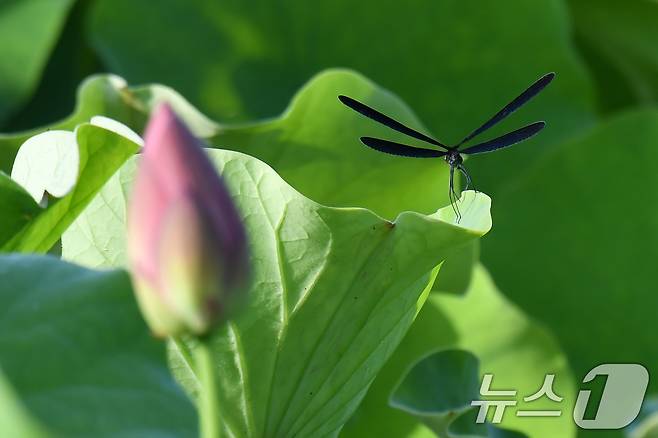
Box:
[197,338,221,438]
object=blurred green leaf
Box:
[0,254,196,437]
[0,370,48,438]
[0,173,39,246]
[390,350,527,438]
[0,75,143,173]
[481,109,658,438]
[2,124,139,253]
[390,350,480,430]
[7,0,104,131]
[88,0,596,192]
[343,264,576,438]
[0,0,74,125]
[570,0,658,113]
[62,147,492,436]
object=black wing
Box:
[456,72,555,148]
[360,136,446,158]
[460,122,545,155]
[339,95,449,150]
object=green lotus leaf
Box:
[389,349,527,438]
[0,254,196,437]
[342,264,575,438]
[62,147,491,436]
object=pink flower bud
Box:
[127,104,248,337]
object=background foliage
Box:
[1,0,657,437]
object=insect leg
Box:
[448,176,456,218]
[449,165,461,222]
[448,184,454,217]
[458,164,477,193]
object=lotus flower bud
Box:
[127,104,248,337]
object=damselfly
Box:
[339,72,554,221]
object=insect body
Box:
[339,72,554,222]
